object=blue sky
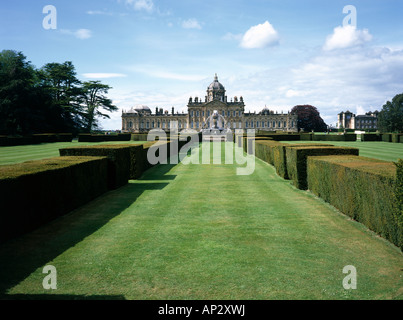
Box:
[1,0,403,129]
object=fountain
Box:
[201,110,233,141]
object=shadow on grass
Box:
[0,163,176,299]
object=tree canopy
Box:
[290,105,328,132]
[0,50,117,135]
[378,93,403,133]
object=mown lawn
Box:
[280,140,403,162]
[0,142,401,300]
[0,140,146,165]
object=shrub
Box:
[0,156,108,243]
[307,155,402,249]
[285,146,359,190]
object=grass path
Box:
[0,143,402,300]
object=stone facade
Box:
[122,74,298,132]
[338,110,379,130]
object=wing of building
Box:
[338,110,379,130]
[122,74,298,132]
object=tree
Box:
[79,81,117,132]
[378,94,403,133]
[0,50,38,134]
[290,105,327,132]
[38,61,84,133]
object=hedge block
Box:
[312,134,357,142]
[0,156,108,243]
[60,145,136,189]
[307,155,402,249]
[254,140,282,165]
[272,143,333,179]
[78,133,131,142]
[285,146,359,190]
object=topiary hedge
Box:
[361,133,381,142]
[312,134,357,141]
[254,140,281,166]
[307,155,402,250]
[0,133,73,146]
[78,133,131,142]
[285,146,359,190]
[0,156,108,243]
[60,145,138,189]
[271,143,333,179]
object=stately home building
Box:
[122,74,298,132]
[338,110,379,130]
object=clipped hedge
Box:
[382,133,392,142]
[60,144,138,189]
[0,133,73,146]
[254,140,281,166]
[0,156,108,243]
[78,133,131,142]
[307,156,402,249]
[312,134,357,142]
[285,146,359,190]
[243,136,274,155]
[361,133,381,142]
[272,143,333,179]
[131,134,149,141]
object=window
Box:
[196,111,199,117]
[245,122,248,128]
[233,111,236,117]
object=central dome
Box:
[208,73,225,91]
[207,74,226,102]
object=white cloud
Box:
[240,21,279,49]
[126,0,154,12]
[83,73,127,79]
[323,25,372,51]
[182,18,202,30]
[60,29,92,40]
